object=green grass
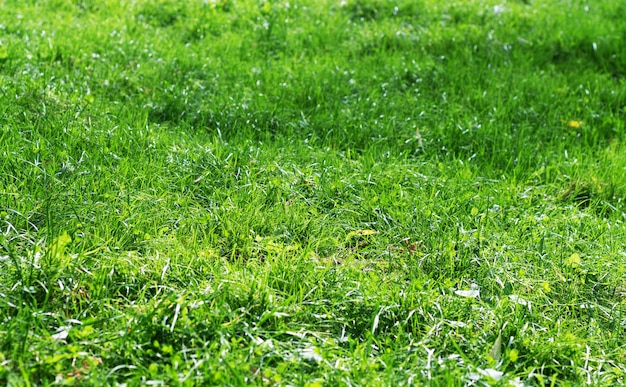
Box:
[1,0,625,385]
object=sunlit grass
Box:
[1,0,625,384]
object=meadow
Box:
[1,0,625,385]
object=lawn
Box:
[1,0,625,385]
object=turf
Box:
[1,0,625,385]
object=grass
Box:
[1,0,625,385]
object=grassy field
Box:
[1,0,626,385]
